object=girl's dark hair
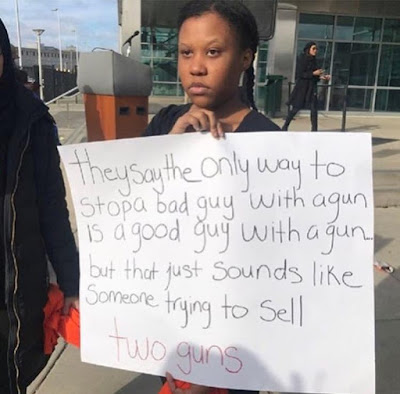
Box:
[303,41,317,55]
[178,0,259,110]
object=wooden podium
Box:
[78,51,152,141]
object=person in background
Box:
[0,19,79,394]
[10,44,41,95]
[282,41,330,131]
[144,0,280,393]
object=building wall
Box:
[19,45,78,71]
[287,0,400,18]
[119,0,141,60]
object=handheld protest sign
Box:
[59,132,375,393]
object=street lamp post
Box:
[33,29,45,100]
[52,8,63,71]
[71,29,79,71]
[14,0,23,67]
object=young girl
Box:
[144,0,280,139]
[145,1,279,393]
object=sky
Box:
[0,0,119,52]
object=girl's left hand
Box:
[166,373,211,394]
[321,74,331,81]
[63,296,79,315]
[169,107,224,139]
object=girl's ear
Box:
[242,48,254,71]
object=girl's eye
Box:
[180,49,192,57]
[207,49,220,57]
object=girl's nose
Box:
[190,54,207,75]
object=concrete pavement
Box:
[27,97,400,394]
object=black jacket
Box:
[144,104,281,136]
[3,84,79,393]
[288,53,319,109]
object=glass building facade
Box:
[296,14,400,112]
[139,11,400,113]
[141,27,181,96]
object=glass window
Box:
[378,45,400,86]
[297,40,333,73]
[141,26,180,96]
[332,42,378,86]
[375,89,400,111]
[335,16,354,41]
[257,41,268,83]
[152,27,178,58]
[298,14,334,40]
[153,59,177,82]
[330,87,372,111]
[152,82,178,96]
[257,62,267,84]
[335,17,382,42]
[255,85,266,111]
[383,19,400,43]
[141,43,151,57]
[141,28,151,44]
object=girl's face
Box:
[178,12,252,110]
[309,45,318,56]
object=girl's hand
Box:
[63,296,79,315]
[321,74,331,81]
[166,372,212,394]
[169,108,224,139]
[313,69,324,76]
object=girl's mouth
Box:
[188,83,209,95]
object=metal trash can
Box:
[264,75,285,118]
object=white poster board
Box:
[59,132,375,394]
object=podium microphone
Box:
[123,30,140,47]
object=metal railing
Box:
[45,86,79,105]
[288,82,349,131]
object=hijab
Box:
[303,41,317,56]
[0,18,17,138]
[302,41,318,71]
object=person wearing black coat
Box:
[0,19,79,394]
[282,41,330,131]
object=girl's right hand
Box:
[166,373,212,394]
[313,69,324,76]
[169,108,224,139]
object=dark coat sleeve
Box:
[31,115,79,297]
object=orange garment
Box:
[43,283,80,354]
[159,379,228,394]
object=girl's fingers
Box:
[185,114,203,132]
[196,112,211,132]
[171,108,224,138]
[207,112,219,138]
[217,121,225,139]
[166,372,177,392]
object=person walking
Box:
[282,41,330,131]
